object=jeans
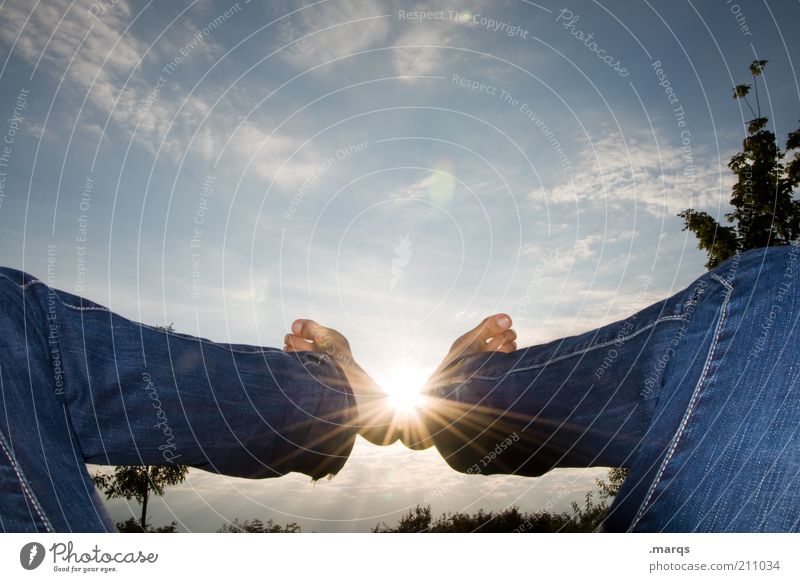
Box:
[0,267,357,532]
[2,245,798,533]
[424,244,800,532]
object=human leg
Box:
[0,267,358,532]
[612,244,800,532]
[423,245,800,532]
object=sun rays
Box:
[375,366,432,414]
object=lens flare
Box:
[428,159,455,204]
[377,366,432,414]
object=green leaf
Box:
[749,59,768,76]
[733,84,751,99]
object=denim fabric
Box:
[425,244,800,532]
[2,245,798,533]
[0,267,357,532]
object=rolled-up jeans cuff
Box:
[283,352,358,480]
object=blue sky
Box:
[1,0,798,531]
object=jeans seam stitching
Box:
[470,315,685,380]
[710,273,733,291]
[62,305,109,312]
[628,284,731,530]
[58,299,282,355]
[9,276,323,357]
[0,272,36,290]
[0,427,54,532]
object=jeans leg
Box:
[0,267,358,532]
[619,244,800,532]
[425,245,800,532]
[0,269,113,532]
[423,273,694,476]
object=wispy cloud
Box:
[276,0,391,70]
[529,131,735,217]
[0,1,143,109]
[224,120,317,188]
[0,1,322,188]
[392,25,451,78]
[390,0,497,80]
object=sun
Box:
[376,366,432,414]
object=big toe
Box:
[474,313,512,343]
[291,319,328,346]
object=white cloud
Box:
[529,132,735,217]
[387,170,438,199]
[277,0,391,70]
[519,232,604,279]
[21,119,57,143]
[392,25,450,78]
[0,1,184,153]
[225,121,318,188]
[390,0,497,80]
[572,232,603,259]
[0,1,146,109]
[0,1,320,188]
[275,0,499,80]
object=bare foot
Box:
[284,319,400,446]
[435,313,516,374]
[284,319,353,361]
[283,315,516,450]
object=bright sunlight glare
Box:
[376,366,433,414]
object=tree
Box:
[679,60,800,269]
[373,505,433,532]
[92,465,188,531]
[372,469,627,533]
[571,466,629,532]
[596,466,627,500]
[91,322,189,531]
[371,467,629,533]
[116,517,178,533]
[217,518,302,533]
[372,503,594,533]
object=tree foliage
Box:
[217,518,302,533]
[92,465,188,531]
[371,502,595,533]
[679,60,800,269]
[116,517,178,533]
[373,468,626,533]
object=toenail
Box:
[497,316,511,329]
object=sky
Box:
[1,0,798,532]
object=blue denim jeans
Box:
[2,245,799,533]
[0,267,357,532]
[424,244,800,532]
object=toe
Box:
[478,314,512,340]
[439,313,516,370]
[449,313,514,355]
[291,318,318,338]
[292,318,331,347]
[496,340,517,353]
[485,328,517,352]
[284,333,315,352]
